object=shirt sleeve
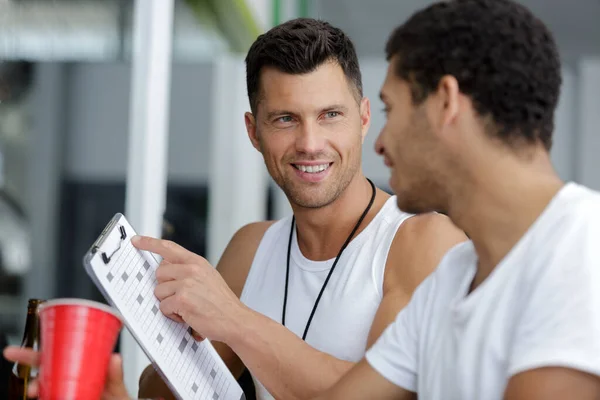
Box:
[365,272,436,392]
[508,207,600,378]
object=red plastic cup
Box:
[37,298,123,400]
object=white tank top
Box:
[240,196,413,399]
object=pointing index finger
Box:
[131,235,194,264]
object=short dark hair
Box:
[245,18,363,115]
[386,0,562,150]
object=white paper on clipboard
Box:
[83,213,245,400]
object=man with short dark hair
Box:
[316,1,600,399]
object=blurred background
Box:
[0,0,598,395]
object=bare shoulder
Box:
[395,212,465,245]
[384,212,468,294]
[217,221,277,297]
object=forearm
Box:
[225,307,354,400]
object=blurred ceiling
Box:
[0,0,262,62]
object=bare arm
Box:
[314,359,416,400]
[366,212,467,348]
[138,222,272,399]
[504,367,600,399]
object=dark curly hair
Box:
[245,18,363,115]
[386,0,562,150]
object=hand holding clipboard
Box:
[84,213,244,400]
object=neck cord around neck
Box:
[282,178,376,340]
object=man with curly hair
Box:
[317,0,600,399]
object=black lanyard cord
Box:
[282,178,376,340]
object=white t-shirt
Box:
[366,182,600,400]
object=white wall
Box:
[207,55,268,264]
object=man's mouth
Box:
[292,163,332,173]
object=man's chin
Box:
[284,184,338,209]
[395,192,427,215]
[289,193,334,209]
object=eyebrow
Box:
[265,110,297,120]
[319,104,349,114]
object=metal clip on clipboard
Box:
[88,220,128,265]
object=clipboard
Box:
[83,213,245,400]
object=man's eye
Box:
[277,116,293,123]
[325,111,340,118]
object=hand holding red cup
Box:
[35,298,124,400]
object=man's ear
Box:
[359,97,371,143]
[434,75,460,132]
[245,112,261,152]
